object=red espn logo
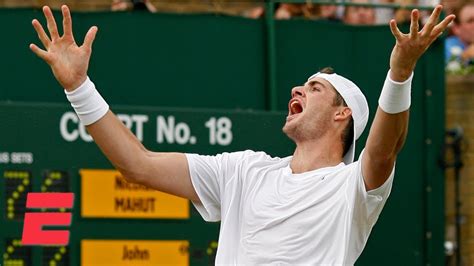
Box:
[21,193,74,246]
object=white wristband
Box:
[65,77,109,126]
[378,70,413,114]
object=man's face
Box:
[455,5,474,45]
[282,77,339,142]
[344,6,376,25]
[320,5,338,19]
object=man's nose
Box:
[291,86,305,98]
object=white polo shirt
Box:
[186,149,394,265]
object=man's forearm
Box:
[366,108,409,160]
[362,70,411,190]
[366,69,412,159]
[390,67,414,82]
[86,110,149,180]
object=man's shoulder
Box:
[228,150,286,163]
[188,150,287,165]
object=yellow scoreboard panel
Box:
[81,240,189,265]
[80,169,189,219]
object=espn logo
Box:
[21,193,74,246]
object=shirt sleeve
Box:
[185,151,252,222]
[348,149,394,227]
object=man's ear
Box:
[334,107,352,121]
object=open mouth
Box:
[288,99,304,118]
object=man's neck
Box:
[290,138,344,174]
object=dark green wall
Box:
[0,8,445,265]
[2,9,266,109]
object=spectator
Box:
[243,5,265,19]
[111,0,132,11]
[274,3,319,19]
[445,2,474,65]
[373,0,394,24]
[243,3,331,20]
[442,0,463,16]
[111,0,157,13]
[320,4,340,21]
[343,0,376,25]
[372,0,417,25]
[274,3,298,19]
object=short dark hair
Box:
[319,67,354,157]
[453,2,474,24]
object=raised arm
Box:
[362,6,455,190]
[30,5,199,202]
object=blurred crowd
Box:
[0,0,458,25]
[106,0,474,71]
[0,0,472,71]
[245,0,404,25]
[0,0,457,25]
[106,0,412,25]
[445,1,474,73]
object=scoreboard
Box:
[0,102,293,265]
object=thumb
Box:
[82,26,98,49]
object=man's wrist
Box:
[378,70,413,114]
[64,76,88,92]
[389,68,413,82]
[65,77,109,125]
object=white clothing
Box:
[186,150,394,265]
[375,8,394,25]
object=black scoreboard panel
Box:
[42,246,69,266]
[3,238,32,266]
[4,171,31,221]
[41,171,70,193]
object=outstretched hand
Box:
[30,5,98,91]
[389,5,455,81]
